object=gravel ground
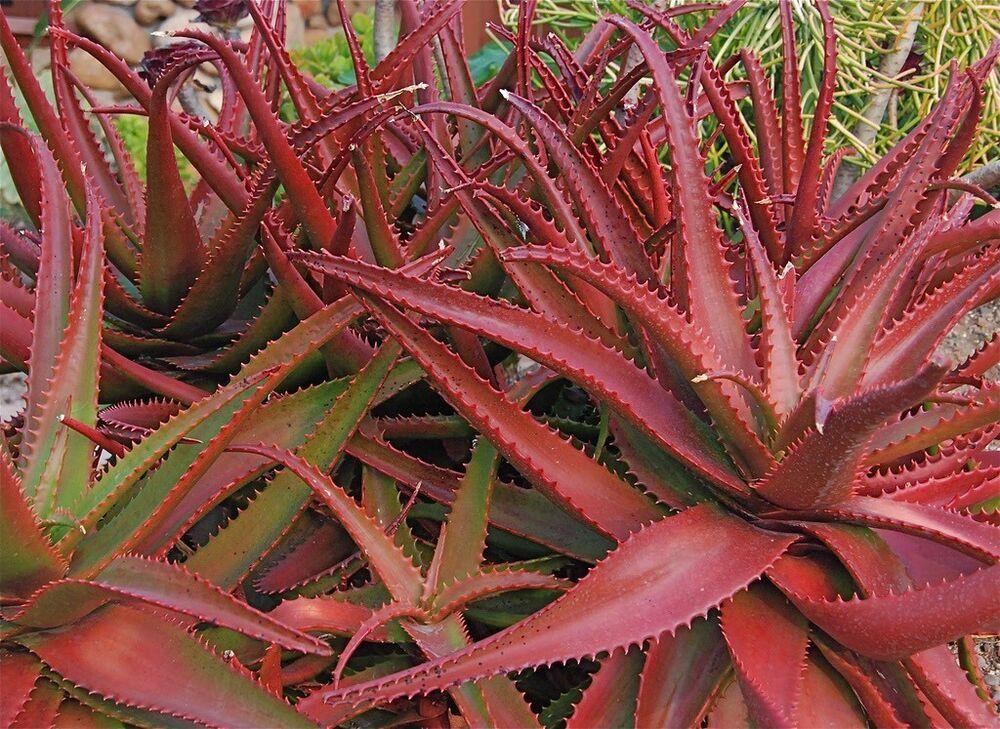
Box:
[0,371,25,422]
[978,638,1000,704]
[938,301,1000,376]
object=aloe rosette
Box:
[1,0,998,726]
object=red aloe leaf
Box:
[9,678,63,729]
[813,639,911,728]
[352,148,406,268]
[501,92,653,280]
[634,618,730,728]
[863,428,999,498]
[158,171,280,339]
[16,131,74,500]
[15,555,329,656]
[795,652,868,727]
[923,208,1000,260]
[720,584,809,728]
[952,333,999,384]
[793,496,1000,563]
[18,603,317,728]
[786,0,836,248]
[629,1,783,259]
[360,466,422,572]
[0,15,86,210]
[138,69,206,314]
[246,3,322,126]
[566,647,643,729]
[253,517,355,597]
[268,595,387,640]
[437,20,481,155]
[739,50,783,202]
[0,72,42,225]
[608,18,756,379]
[176,31,337,251]
[777,0,805,196]
[297,505,794,720]
[371,0,464,93]
[99,399,181,435]
[0,450,67,599]
[76,86,146,231]
[735,199,799,418]
[773,563,999,661]
[429,568,568,620]
[354,294,663,540]
[184,343,409,591]
[331,602,426,687]
[947,474,1000,513]
[905,646,999,727]
[22,186,106,518]
[297,252,742,491]
[48,10,130,228]
[0,652,44,727]
[753,361,946,509]
[345,430,613,562]
[221,443,426,606]
[502,245,771,475]
[62,29,250,212]
[866,250,1000,385]
[883,467,1000,511]
[807,74,969,397]
[868,387,1000,465]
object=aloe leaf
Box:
[15,556,329,655]
[16,132,74,502]
[608,17,756,377]
[720,584,809,727]
[566,648,643,729]
[754,362,946,509]
[223,443,426,606]
[22,185,104,518]
[18,604,317,729]
[634,619,730,728]
[357,293,663,540]
[0,451,67,599]
[427,439,498,591]
[185,343,409,590]
[297,253,742,491]
[298,505,794,721]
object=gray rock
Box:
[135,0,177,25]
[74,3,152,64]
[69,48,128,95]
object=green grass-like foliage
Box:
[1,0,997,726]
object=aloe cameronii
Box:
[2,0,999,726]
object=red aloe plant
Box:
[2,0,998,726]
[288,1,999,724]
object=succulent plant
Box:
[1,0,997,726]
